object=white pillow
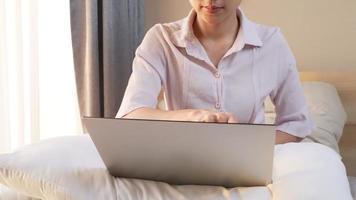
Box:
[300,82,347,152]
[0,184,37,200]
[0,135,271,200]
[264,81,347,152]
[0,136,116,200]
[0,136,351,199]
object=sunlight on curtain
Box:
[0,0,83,153]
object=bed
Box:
[0,81,355,200]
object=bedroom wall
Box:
[144,0,356,124]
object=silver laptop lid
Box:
[83,117,275,188]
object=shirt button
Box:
[214,72,221,78]
[215,102,221,109]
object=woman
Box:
[117,0,352,199]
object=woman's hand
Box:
[124,108,239,123]
[124,108,303,144]
[181,109,239,123]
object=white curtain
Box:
[0,0,83,153]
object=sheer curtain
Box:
[0,0,82,153]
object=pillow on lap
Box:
[0,183,37,200]
[0,135,116,200]
[0,135,271,200]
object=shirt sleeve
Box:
[116,25,166,118]
[269,30,315,138]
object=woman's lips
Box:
[202,5,223,13]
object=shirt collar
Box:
[171,10,196,48]
[172,7,263,50]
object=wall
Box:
[144,0,356,124]
[144,0,191,30]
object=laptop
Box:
[82,117,275,188]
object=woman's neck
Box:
[193,12,239,42]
